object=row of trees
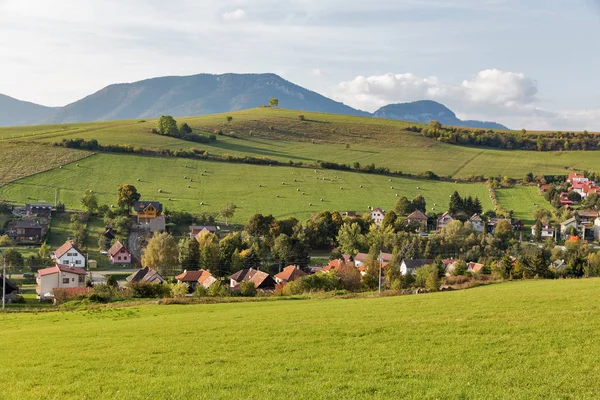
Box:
[155,116,217,143]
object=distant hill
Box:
[0,94,56,126]
[0,75,508,129]
[40,73,369,124]
[373,100,508,130]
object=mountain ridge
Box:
[0,74,508,129]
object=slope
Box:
[0,94,56,126]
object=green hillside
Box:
[1,108,599,179]
[0,153,494,223]
[1,280,599,399]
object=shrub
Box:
[282,272,339,295]
[208,281,229,297]
[193,285,208,298]
[239,281,257,297]
[298,115,305,121]
[415,264,438,288]
[106,275,118,288]
[170,282,189,298]
[11,295,26,304]
[128,282,170,298]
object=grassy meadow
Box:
[496,186,553,226]
[1,279,600,399]
[1,108,598,179]
[0,152,495,223]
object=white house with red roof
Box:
[52,241,86,267]
[36,265,86,300]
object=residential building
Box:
[274,265,308,284]
[550,259,566,271]
[368,208,386,226]
[126,267,165,284]
[468,262,485,273]
[400,259,433,275]
[52,241,86,267]
[407,210,428,227]
[7,220,47,243]
[197,270,217,290]
[567,173,588,184]
[437,212,454,231]
[229,268,276,290]
[595,217,600,241]
[133,201,163,223]
[107,240,131,265]
[469,214,485,233]
[560,217,579,239]
[176,269,208,292]
[36,265,86,300]
[353,252,392,267]
[531,224,556,239]
[1,275,19,303]
[25,203,52,218]
[189,225,217,239]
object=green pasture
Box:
[496,186,553,226]
[1,279,600,399]
[0,153,495,223]
[1,108,599,179]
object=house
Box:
[400,259,433,275]
[595,217,600,241]
[176,269,209,292]
[126,267,165,284]
[52,241,86,267]
[107,240,131,265]
[512,219,525,231]
[468,262,485,273]
[322,259,347,273]
[189,225,217,239]
[368,208,386,226]
[560,217,579,239]
[1,275,20,302]
[531,224,556,239]
[36,265,86,300]
[197,270,217,290]
[407,210,428,227]
[25,203,52,218]
[133,201,163,223]
[353,252,392,267]
[274,265,308,284]
[437,212,454,231]
[575,211,599,225]
[145,216,166,233]
[550,259,566,271]
[469,214,485,233]
[487,218,514,234]
[567,173,588,184]
[104,225,115,240]
[229,268,276,290]
[7,220,48,243]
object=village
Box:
[2,171,600,306]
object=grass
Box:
[0,152,495,223]
[1,279,600,399]
[1,108,599,179]
[496,186,553,226]
[0,142,92,186]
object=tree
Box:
[239,281,257,297]
[141,232,179,276]
[412,195,426,213]
[533,208,552,222]
[219,232,244,274]
[336,223,365,256]
[415,264,438,288]
[269,97,279,107]
[179,122,192,134]
[157,115,178,136]
[0,235,15,247]
[534,219,543,242]
[500,252,514,279]
[179,237,200,270]
[272,234,294,265]
[452,259,467,276]
[394,196,414,216]
[494,220,513,241]
[106,274,118,288]
[337,262,362,291]
[81,191,98,214]
[171,282,189,298]
[117,184,141,211]
[449,191,462,215]
[39,241,52,266]
[198,233,220,276]
[3,249,23,276]
[381,210,397,230]
[220,203,237,226]
[226,116,233,122]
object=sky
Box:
[1,0,600,130]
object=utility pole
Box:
[378,251,383,294]
[2,256,6,311]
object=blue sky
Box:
[0,0,599,129]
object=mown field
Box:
[1,279,599,399]
[0,142,92,186]
[1,108,598,178]
[0,153,495,223]
[496,186,553,226]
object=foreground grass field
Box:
[1,279,599,399]
[1,108,598,178]
[0,152,495,223]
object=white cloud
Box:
[222,9,247,22]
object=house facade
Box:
[531,225,556,239]
[229,268,276,290]
[469,214,485,233]
[437,212,454,231]
[560,217,579,239]
[407,210,428,228]
[25,203,52,218]
[274,265,308,284]
[134,201,163,222]
[400,259,433,275]
[126,267,165,284]
[368,208,386,226]
[8,220,48,243]
[107,240,131,265]
[36,265,86,300]
[52,241,86,267]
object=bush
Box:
[415,264,438,288]
[128,282,170,298]
[298,115,305,121]
[239,281,257,297]
[11,295,26,304]
[193,285,208,298]
[282,272,339,295]
[208,281,229,297]
[170,282,189,298]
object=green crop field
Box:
[1,279,599,399]
[0,152,495,223]
[1,108,599,179]
[496,186,553,226]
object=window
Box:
[72,278,75,282]
[118,256,121,261]
[63,278,69,284]
[78,275,85,283]
[75,260,81,265]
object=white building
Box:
[469,214,485,233]
[36,265,86,300]
[52,241,86,267]
[368,208,386,226]
[531,225,555,239]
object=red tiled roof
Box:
[38,265,86,277]
[197,270,215,284]
[275,265,308,282]
[407,210,428,221]
[176,269,207,282]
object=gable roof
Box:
[369,208,385,217]
[402,259,433,270]
[133,201,163,213]
[407,210,428,221]
[275,265,308,282]
[468,262,484,273]
[470,213,483,222]
[197,270,216,286]
[561,217,577,227]
[126,267,163,283]
[229,268,275,289]
[176,269,207,282]
[25,203,52,211]
[13,220,45,229]
[0,275,19,292]
[438,212,453,221]
[54,241,83,259]
[107,240,129,257]
[38,265,86,277]
[189,225,217,233]
[354,252,393,263]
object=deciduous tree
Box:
[117,184,141,211]
[142,232,179,276]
